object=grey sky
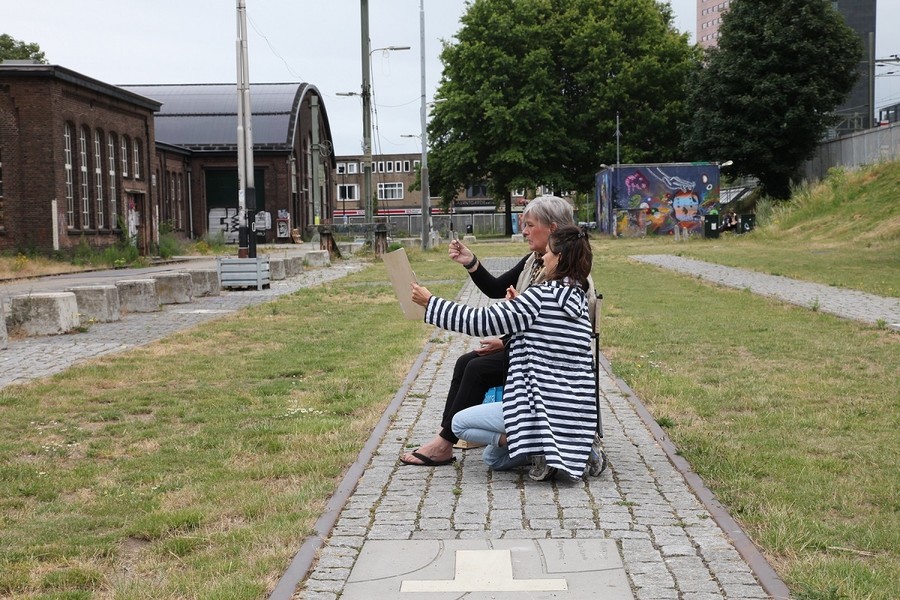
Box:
[4,0,897,157]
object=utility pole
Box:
[311,95,322,225]
[236,0,256,258]
[360,0,373,229]
[418,0,430,250]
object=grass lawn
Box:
[1,163,897,598]
[593,240,898,600]
[0,259,465,598]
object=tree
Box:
[681,0,861,199]
[0,34,46,63]
[427,0,697,232]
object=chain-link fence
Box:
[328,213,515,240]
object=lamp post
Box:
[416,0,430,250]
[235,0,256,258]
[359,2,409,230]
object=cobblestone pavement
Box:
[0,260,366,389]
[632,254,900,331]
[294,259,780,600]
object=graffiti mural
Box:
[595,163,721,236]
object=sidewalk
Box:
[631,254,900,331]
[0,258,365,389]
[280,258,785,600]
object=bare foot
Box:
[400,437,454,465]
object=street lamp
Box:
[359,0,411,229]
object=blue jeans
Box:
[451,402,530,471]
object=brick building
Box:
[0,63,336,256]
[0,62,160,255]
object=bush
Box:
[158,232,183,259]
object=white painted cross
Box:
[400,548,568,593]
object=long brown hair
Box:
[547,225,592,289]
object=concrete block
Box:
[116,279,160,313]
[269,258,286,280]
[153,272,193,304]
[188,269,220,297]
[463,235,477,244]
[0,310,7,349]
[288,256,305,276]
[511,233,525,243]
[8,292,80,336]
[65,285,121,323]
[305,250,331,268]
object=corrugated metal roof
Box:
[122,83,306,151]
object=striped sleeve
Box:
[424,287,543,338]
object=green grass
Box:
[595,245,898,599]
[0,162,897,598]
[0,261,465,598]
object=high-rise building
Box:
[695,0,877,134]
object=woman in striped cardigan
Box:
[411,225,597,480]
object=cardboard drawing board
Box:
[383,248,425,320]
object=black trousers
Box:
[438,349,507,444]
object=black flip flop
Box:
[399,451,456,467]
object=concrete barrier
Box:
[511,233,525,243]
[116,279,160,313]
[8,292,80,336]
[65,285,121,323]
[269,258,286,280]
[463,235,477,244]
[188,269,220,297]
[288,256,305,276]
[305,250,331,268]
[153,272,193,304]
[1,311,8,349]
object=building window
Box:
[79,127,91,228]
[377,182,403,200]
[377,161,385,173]
[413,160,420,170]
[336,162,346,174]
[64,123,75,228]
[169,171,176,227]
[338,183,359,201]
[466,183,489,198]
[176,173,184,230]
[386,161,393,173]
[107,133,118,228]
[347,162,358,174]
[121,136,129,177]
[403,160,411,172]
[93,130,105,229]
[395,161,402,172]
[133,139,142,179]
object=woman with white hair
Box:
[400,196,596,469]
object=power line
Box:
[246,13,304,81]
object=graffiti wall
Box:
[595,163,721,236]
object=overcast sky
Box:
[4,0,898,157]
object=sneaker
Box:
[529,455,557,481]
[586,434,607,477]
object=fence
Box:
[330,213,513,240]
[802,121,900,182]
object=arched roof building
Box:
[123,82,336,242]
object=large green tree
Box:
[0,34,46,63]
[681,0,861,199]
[427,0,697,231]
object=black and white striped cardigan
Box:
[425,280,597,478]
